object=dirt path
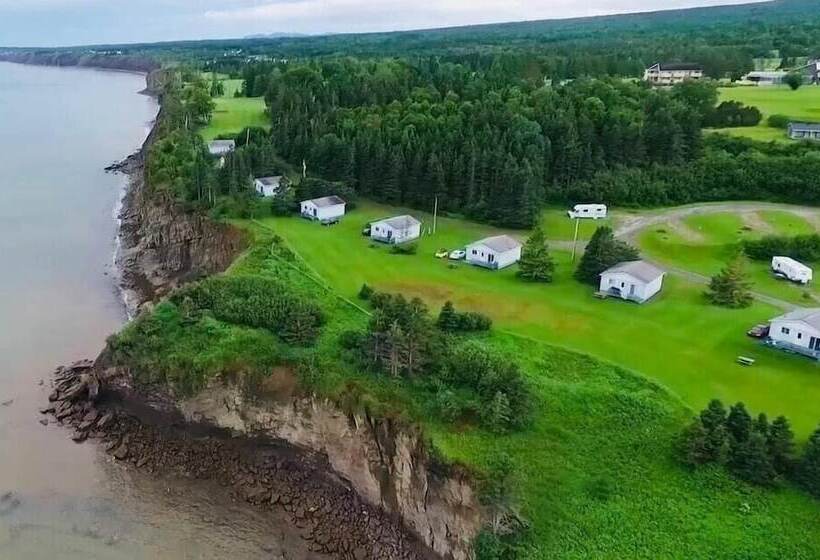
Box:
[546,201,820,311]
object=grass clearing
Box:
[226,212,820,558]
[714,85,820,141]
[200,79,269,142]
[639,211,819,305]
[244,201,820,437]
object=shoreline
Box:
[8,58,470,560]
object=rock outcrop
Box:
[180,382,483,560]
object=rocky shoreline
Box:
[31,62,477,560]
[43,362,435,560]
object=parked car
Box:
[449,249,466,260]
[747,324,770,339]
[435,248,449,258]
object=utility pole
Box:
[571,218,580,263]
[432,195,438,234]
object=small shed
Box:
[254,176,283,197]
[788,122,820,141]
[466,235,523,270]
[599,260,665,304]
[208,140,236,157]
[300,195,346,223]
[370,215,421,244]
[767,308,820,360]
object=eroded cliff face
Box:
[179,382,483,560]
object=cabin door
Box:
[629,284,636,297]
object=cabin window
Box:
[621,282,625,288]
[798,332,803,340]
[472,250,477,255]
[782,327,791,335]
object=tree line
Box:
[679,399,820,498]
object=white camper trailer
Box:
[772,256,813,284]
[568,204,607,219]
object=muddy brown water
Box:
[0,62,316,559]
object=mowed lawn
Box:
[713,85,820,141]
[639,210,819,305]
[201,79,269,142]
[249,201,820,437]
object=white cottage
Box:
[208,140,235,157]
[254,176,283,197]
[767,308,820,360]
[466,235,522,270]
[370,215,421,244]
[599,260,665,304]
[300,195,346,223]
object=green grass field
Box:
[639,211,819,305]
[714,85,820,141]
[222,213,820,558]
[200,79,269,142]
[244,202,820,438]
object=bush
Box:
[768,114,791,129]
[705,101,762,128]
[390,242,418,255]
[172,275,324,345]
[437,301,493,332]
[358,283,374,300]
[743,233,820,262]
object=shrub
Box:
[743,233,820,262]
[437,301,493,332]
[705,101,762,128]
[172,275,324,345]
[358,283,374,300]
[768,114,791,129]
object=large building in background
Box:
[644,62,704,85]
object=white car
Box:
[449,249,466,260]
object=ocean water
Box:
[0,62,313,559]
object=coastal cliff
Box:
[21,64,485,560]
[0,51,158,74]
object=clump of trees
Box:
[743,233,820,263]
[172,275,325,345]
[517,226,555,282]
[437,301,493,332]
[678,399,820,497]
[344,289,529,432]
[705,254,753,308]
[704,101,762,128]
[575,227,639,285]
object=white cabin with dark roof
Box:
[300,195,346,223]
[466,235,523,270]
[254,176,283,197]
[599,261,665,304]
[370,215,421,244]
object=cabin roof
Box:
[602,260,664,284]
[650,62,703,71]
[790,122,820,132]
[305,195,345,207]
[773,308,820,330]
[255,176,282,186]
[470,235,522,253]
[375,215,421,229]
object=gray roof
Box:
[654,62,703,71]
[772,308,820,330]
[208,140,235,154]
[470,235,522,253]
[375,215,421,230]
[255,176,282,186]
[602,260,665,283]
[789,122,820,132]
[304,195,345,207]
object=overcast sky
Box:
[0,0,768,48]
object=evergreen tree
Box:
[678,419,712,467]
[706,254,753,308]
[699,399,731,463]
[731,431,778,486]
[485,391,513,433]
[574,226,639,285]
[797,424,820,498]
[727,402,753,444]
[437,301,460,332]
[753,412,770,438]
[517,226,555,282]
[767,415,796,476]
